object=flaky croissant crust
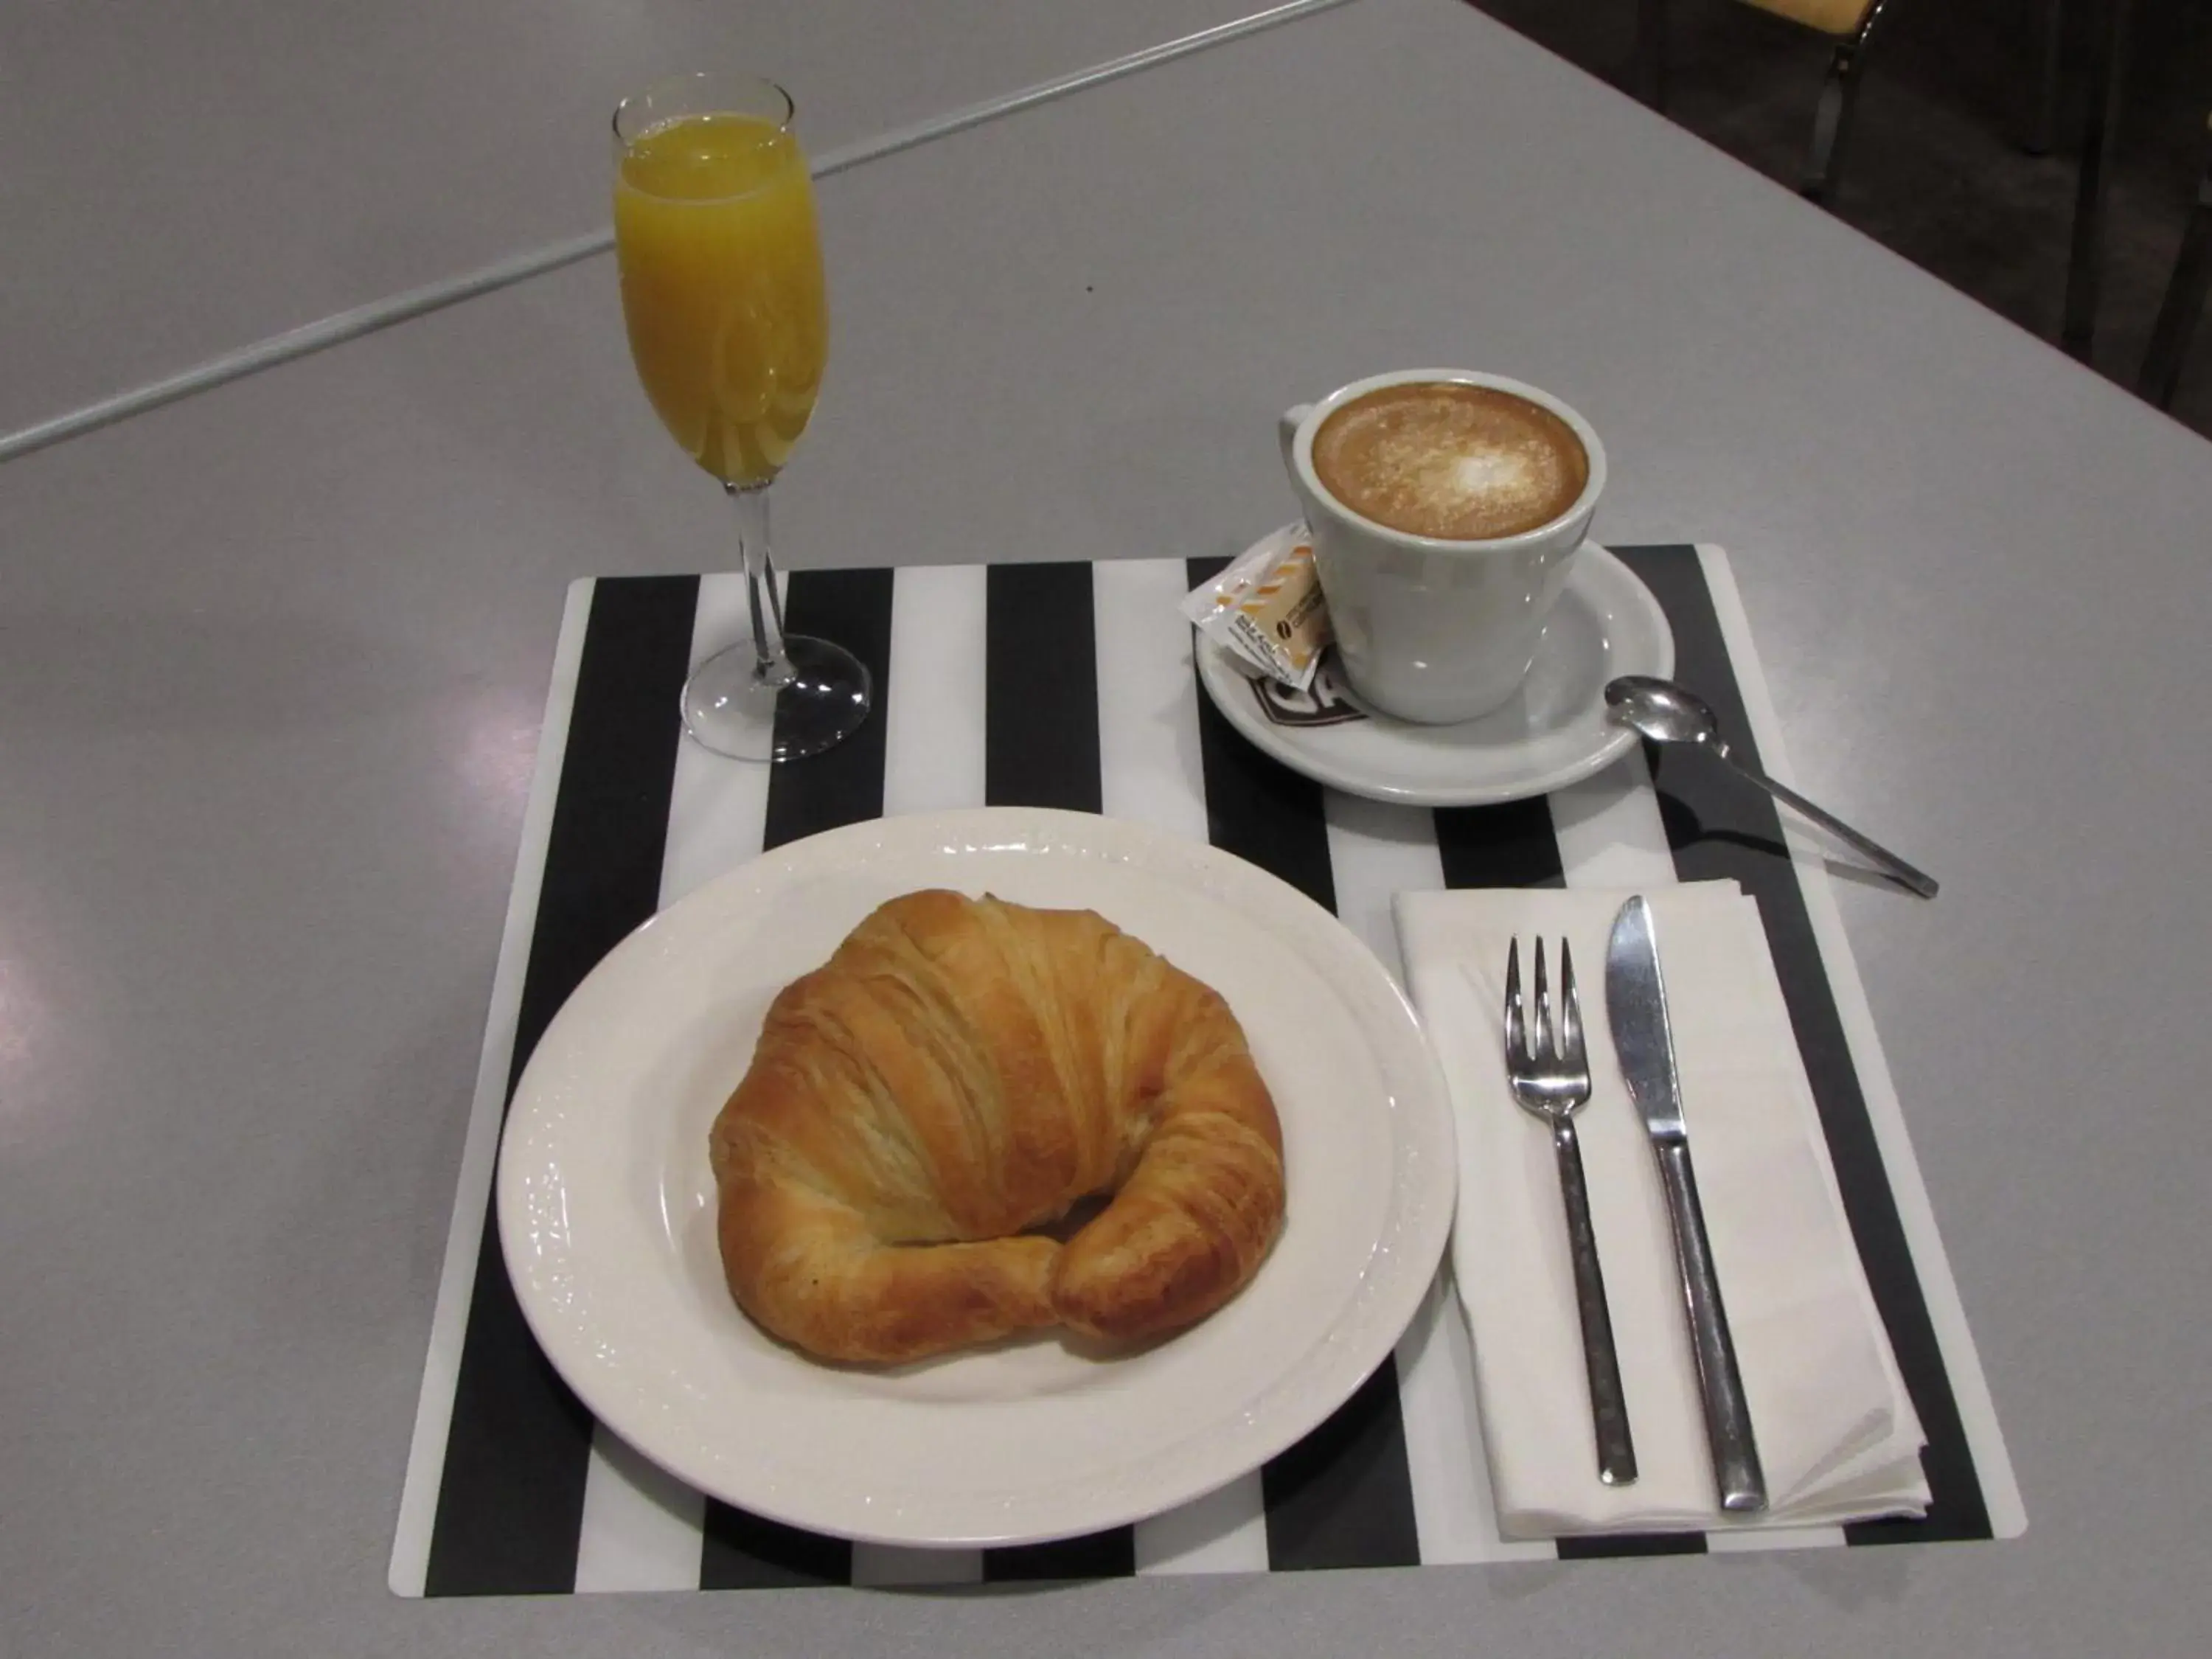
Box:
[709,889,1286,1363]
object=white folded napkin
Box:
[1394,882,1929,1538]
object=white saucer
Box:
[1195,537,1674,807]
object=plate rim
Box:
[495,805,1459,1548]
[1197,536,1676,807]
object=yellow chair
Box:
[1635,0,1896,201]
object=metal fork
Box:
[1505,938,1638,1487]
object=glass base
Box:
[680,633,873,762]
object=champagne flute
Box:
[612,72,871,762]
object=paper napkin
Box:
[1393,881,1930,1537]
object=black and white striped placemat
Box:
[388,546,2023,1597]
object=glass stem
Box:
[726,481,793,686]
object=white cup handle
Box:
[1278,403,1312,471]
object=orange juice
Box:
[614,113,827,487]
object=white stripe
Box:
[657,574,779,905]
[1697,546,2025,1540]
[1320,790,1441,984]
[1322,791,1555,1565]
[1394,1271,1556,1564]
[1092,558,1271,1573]
[1547,748,1677,889]
[883,564,989,815]
[1094,560,1208,844]
[1132,1474,1270,1574]
[573,1434,713,1593]
[0,0,1359,467]
[852,561,995,1587]
[388,579,594,1596]
[1706,1523,1847,1552]
[574,572,779,1590]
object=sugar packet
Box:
[1180,526,1333,692]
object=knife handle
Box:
[1652,1140,1768,1512]
[1553,1119,1638,1486]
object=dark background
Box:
[1472,0,2212,437]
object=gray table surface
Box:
[2,0,1276,438]
[6,0,2210,1654]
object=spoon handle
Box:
[1719,754,1940,898]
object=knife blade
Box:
[1605,895,1768,1514]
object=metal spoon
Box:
[1604,675,1939,899]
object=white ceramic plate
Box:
[1197,536,1674,807]
[496,807,1457,1548]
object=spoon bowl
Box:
[1599,673,1938,899]
[1604,675,1729,752]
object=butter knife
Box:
[1605,896,1768,1514]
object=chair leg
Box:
[2026,0,2067,156]
[2062,0,2138,359]
[1801,1,1891,205]
[1635,0,1669,111]
[2139,120,2212,409]
[1802,41,1866,201]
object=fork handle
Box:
[1552,1119,1638,1487]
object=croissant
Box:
[708,888,1286,1363]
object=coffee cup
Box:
[1279,369,1606,725]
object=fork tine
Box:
[1533,937,1551,1065]
[1558,938,1585,1066]
[1504,937,1526,1065]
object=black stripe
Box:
[1427,613,1727,1562]
[1186,560,1422,1572]
[984,1531,1138,1582]
[760,568,896,852]
[1433,799,1566,889]
[700,566,895,1578]
[1616,546,1992,1545]
[425,575,698,1596]
[987,563,1102,811]
[700,1504,851,1590]
[1557,1531,1708,1559]
[1186,560,1339,914]
[1261,1360,1423,1571]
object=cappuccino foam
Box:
[1311,382,1587,541]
